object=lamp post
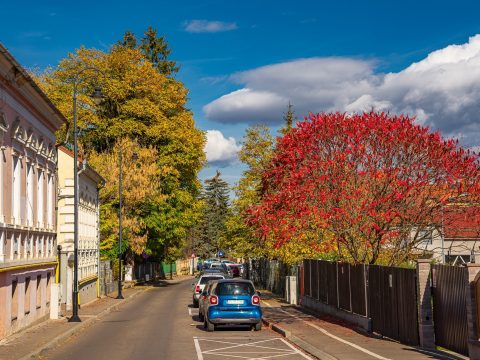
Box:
[69,70,104,322]
[117,142,138,299]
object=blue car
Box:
[204,279,262,332]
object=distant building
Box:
[0,44,65,339]
[414,205,480,264]
[57,147,104,309]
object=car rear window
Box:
[216,282,254,296]
[200,276,223,284]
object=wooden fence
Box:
[303,260,419,346]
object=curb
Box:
[262,318,337,360]
[19,287,149,360]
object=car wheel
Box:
[199,312,205,321]
[254,322,262,331]
[207,320,215,332]
[193,299,199,308]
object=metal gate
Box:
[432,264,468,356]
[368,265,419,345]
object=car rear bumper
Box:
[209,317,261,325]
[208,307,262,324]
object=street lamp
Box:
[117,143,138,299]
[69,69,104,322]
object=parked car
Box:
[228,264,241,277]
[199,281,217,321]
[204,279,262,332]
[209,262,230,275]
[221,260,236,265]
[192,274,226,307]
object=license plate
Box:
[226,300,244,305]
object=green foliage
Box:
[193,171,231,258]
[221,125,275,259]
[118,26,179,76]
[36,37,204,262]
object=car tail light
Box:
[209,295,218,305]
[252,295,260,305]
[202,295,207,300]
[195,285,201,293]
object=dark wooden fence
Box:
[302,260,419,346]
[432,264,469,356]
[368,265,419,346]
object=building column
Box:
[465,263,480,359]
[416,259,435,349]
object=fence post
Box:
[465,263,480,359]
[416,259,435,349]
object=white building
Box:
[0,43,65,339]
[57,146,104,308]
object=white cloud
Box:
[184,20,238,33]
[205,130,241,166]
[203,34,480,147]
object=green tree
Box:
[117,26,179,76]
[279,102,295,135]
[36,45,204,262]
[193,171,231,258]
[221,125,275,258]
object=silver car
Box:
[198,281,217,321]
[192,274,225,307]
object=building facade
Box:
[414,206,480,264]
[0,44,65,339]
[57,147,103,309]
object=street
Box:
[42,278,312,360]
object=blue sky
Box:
[2,0,480,188]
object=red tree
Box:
[249,112,480,265]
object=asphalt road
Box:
[43,278,312,360]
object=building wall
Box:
[0,62,60,339]
[57,148,101,308]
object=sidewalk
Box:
[0,277,191,360]
[260,293,467,360]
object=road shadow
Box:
[195,324,255,332]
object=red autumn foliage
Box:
[249,112,480,265]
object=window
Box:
[12,233,19,259]
[12,156,21,224]
[216,282,255,296]
[46,273,51,306]
[11,280,18,321]
[36,275,42,309]
[417,228,433,246]
[200,276,224,284]
[24,277,31,315]
[26,163,34,226]
[37,169,44,227]
[0,231,4,262]
[47,174,53,228]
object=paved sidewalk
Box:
[0,277,192,360]
[260,293,467,360]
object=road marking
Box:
[275,307,391,360]
[193,337,204,360]
[279,339,313,359]
[194,337,310,359]
[262,300,272,307]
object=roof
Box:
[58,146,106,186]
[0,43,67,130]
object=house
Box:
[0,43,65,339]
[414,204,480,265]
[57,146,104,309]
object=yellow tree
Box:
[37,45,205,260]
